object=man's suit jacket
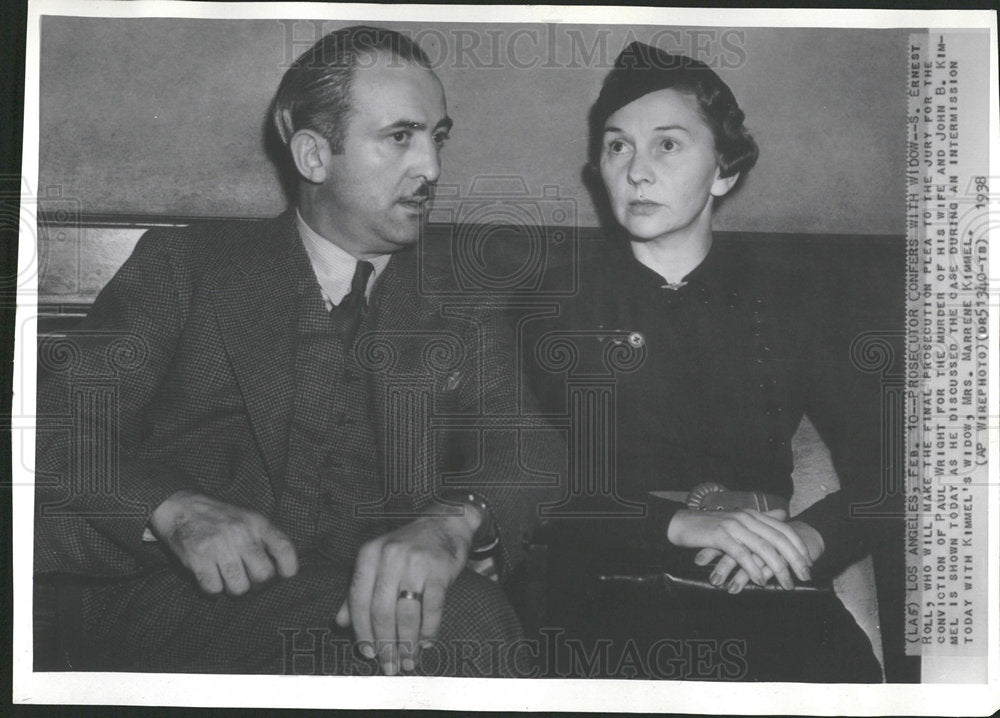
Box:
[35,211,562,579]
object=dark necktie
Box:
[331,260,374,345]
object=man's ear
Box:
[288,129,331,184]
[710,169,740,199]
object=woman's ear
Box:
[710,169,740,199]
[288,129,331,184]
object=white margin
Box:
[12,1,1000,714]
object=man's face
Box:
[316,54,450,256]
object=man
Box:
[35,26,560,677]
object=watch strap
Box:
[438,490,499,556]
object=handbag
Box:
[605,482,827,593]
[524,488,863,681]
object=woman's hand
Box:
[667,508,814,590]
[693,518,825,593]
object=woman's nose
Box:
[626,151,654,187]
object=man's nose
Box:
[411,135,441,184]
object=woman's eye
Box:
[607,139,628,154]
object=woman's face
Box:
[599,88,737,245]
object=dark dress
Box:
[522,237,887,682]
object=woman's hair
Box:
[588,42,759,184]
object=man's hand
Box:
[334,508,480,676]
[149,489,299,596]
[667,508,813,590]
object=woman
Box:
[527,42,885,682]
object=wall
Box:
[38,18,911,235]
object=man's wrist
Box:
[434,512,481,544]
[149,488,200,540]
[434,490,498,554]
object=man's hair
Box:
[272,25,432,154]
[588,42,759,184]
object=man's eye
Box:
[391,130,412,144]
[660,138,678,151]
[433,132,450,147]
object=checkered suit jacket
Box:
[35,211,563,580]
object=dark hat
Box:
[592,41,731,130]
[587,41,746,170]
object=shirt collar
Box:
[610,237,744,304]
[296,210,391,308]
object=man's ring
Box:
[398,590,423,602]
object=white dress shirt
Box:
[296,210,391,310]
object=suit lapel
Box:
[367,247,434,333]
[212,212,306,498]
[212,229,442,504]
[363,249,442,500]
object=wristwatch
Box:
[439,490,500,559]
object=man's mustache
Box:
[403,183,433,202]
